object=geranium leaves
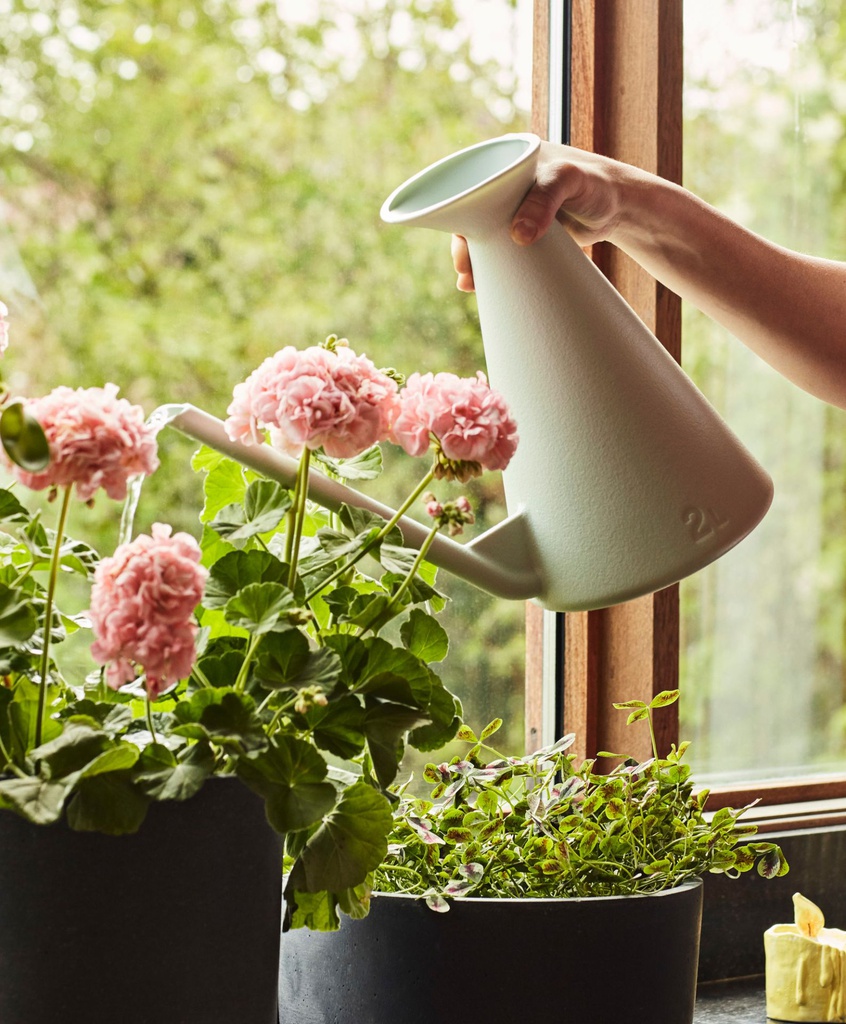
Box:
[255,631,342,690]
[286,780,393,894]
[209,480,292,547]
[0,583,38,646]
[236,735,337,833]
[204,549,290,609]
[224,582,298,635]
[401,609,448,664]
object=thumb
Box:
[510,185,562,245]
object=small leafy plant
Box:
[374,690,788,910]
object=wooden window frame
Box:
[525,0,846,823]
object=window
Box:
[681,0,846,794]
[542,0,846,980]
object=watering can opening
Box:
[381,134,540,231]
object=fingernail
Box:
[511,219,538,244]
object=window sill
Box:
[695,977,764,1022]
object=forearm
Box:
[609,174,846,408]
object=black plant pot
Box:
[279,881,703,1024]
[0,776,282,1024]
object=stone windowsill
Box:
[695,977,766,1023]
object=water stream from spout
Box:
[118,403,192,547]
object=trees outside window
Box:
[0,0,532,757]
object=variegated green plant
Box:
[375,690,788,909]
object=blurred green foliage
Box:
[0,0,529,759]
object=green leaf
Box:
[0,489,30,523]
[65,772,150,834]
[244,479,292,531]
[285,887,341,932]
[0,776,69,824]
[480,718,503,741]
[78,743,140,779]
[194,649,245,688]
[224,582,297,635]
[315,445,383,481]
[236,734,336,832]
[0,583,38,646]
[613,700,647,710]
[337,504,400,543]
[135,740,215,801]
[626,707,650,725]
[204,549,288,609]
[401,609,449,664]
[377,544,419,575]
[194,449,248,523]
[31,721,110,780]
[287,780,393,893]
[255,630,342,691]
[355,638,433,708]
[300,696,366,760]
[409,679,462,752]
[197,691,267,752]
[208,479,290,546]
[0,402,50,472]
[314,527,379,565]
[9,694,62,762]
[365,701,430,789]
[650,689,680,709]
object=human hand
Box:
[452,142,630,291]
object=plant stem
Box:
[287,448,311,589]
[34,485,72,749]
[0,728,26,778]
[646,708,658,761]
[234,634,261,693]
[361,521,440,635]
[304,466,435,602]
[145,695,158,743]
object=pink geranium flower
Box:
[8,383,159,502]
[225,342,400,459]
[89,523,208,700]
[391,371,518,481]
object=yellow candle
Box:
[765,893,846,1022]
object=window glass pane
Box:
[0,0,531,760]
[681,0,846,781]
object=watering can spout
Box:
[379,133,774,610]
[169,405,544,603]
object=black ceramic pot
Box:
[279,880,703,1024]
[0,776,282,1024]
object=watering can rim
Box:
[379,131,541,225]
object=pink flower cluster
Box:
[391,371,518,481]
[225,343,400,459]
[89,523,208,700]
[9,384,159,502]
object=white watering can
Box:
[173,132,772,612]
